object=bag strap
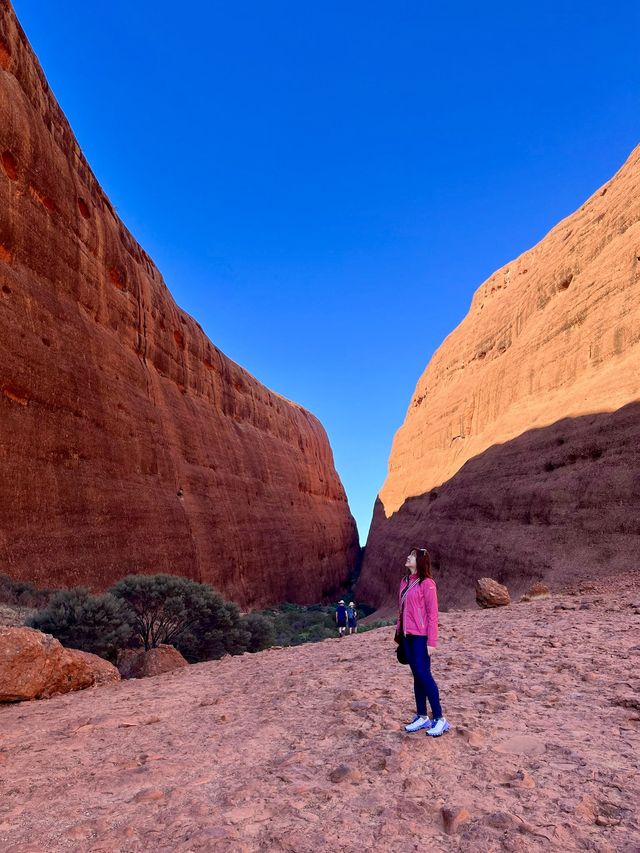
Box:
[399,577,420,628]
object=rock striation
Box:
[0,2,359,608]
[359,147,640,611]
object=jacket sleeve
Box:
[395,580,402,632]
[424,581,439,647]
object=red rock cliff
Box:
[358,146,640,611]
[0,2,359,608]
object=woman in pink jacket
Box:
[396,547,449,736]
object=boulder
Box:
[117,644,189,679]
[475,578,510,608]
[66,649,122,686]
[0,626,120,702]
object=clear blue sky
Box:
[13,1,640,543]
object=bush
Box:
[177,615,249,663]
[358,618,396,633]
[0,575,55,609]
[27,588,133,661]
[278,602,300,613]
[300,622,335,642]
[110,574,249,663]
[255,604,337,647]
[241,613,276,652]
[0,574,16,605]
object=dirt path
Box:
[1,584,638,852]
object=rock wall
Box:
[358,146,640,611]
[0,2,359,608]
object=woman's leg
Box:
[408,635,442,719]
[403,635,428,716]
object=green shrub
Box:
[110,574,249,662]
[241,612,277,652]
[278,601,300,613]
[302,622,335,642]
[0,574,16,605]
[27,588,133,660]
[254,604,337,647]
[358,618,396,633]
[0,575,55,609]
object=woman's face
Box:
[405,551,417,572]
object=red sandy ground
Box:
[1,577,638,852]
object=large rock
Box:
[0,3,359,608]
[358,146,640,610]
[67,648,122,686]
[475,578,510,608]
[117,644,189,679]
[0,626,120,702]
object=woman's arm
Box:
[424,581,439,650]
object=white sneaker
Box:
[427,717,450,737]
[405,715,432,732]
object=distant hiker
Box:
[394,547,449,737]
[347,601,358,634]
[336,599,348,636]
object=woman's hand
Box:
[427,645,436,657]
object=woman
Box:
[347,601,358,634]
[396,547,449,736]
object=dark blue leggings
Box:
[402,633,442,719]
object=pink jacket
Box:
[396,575,439,647]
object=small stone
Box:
[442,805,471,834]
[132,788,164,803]
[329,764,362,784]
[595,814,621,827]
[484,811,520,831]
[520,582,550,602]
[509,770,536,789]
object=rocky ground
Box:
[1,578,638,852]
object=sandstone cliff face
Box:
[0,3,359,608]
[358,147,640,610]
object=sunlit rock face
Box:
[0,2,359,608]
[359,146,640,611]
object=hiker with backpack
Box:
[335,599,348,636]
[395,547,449,737]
